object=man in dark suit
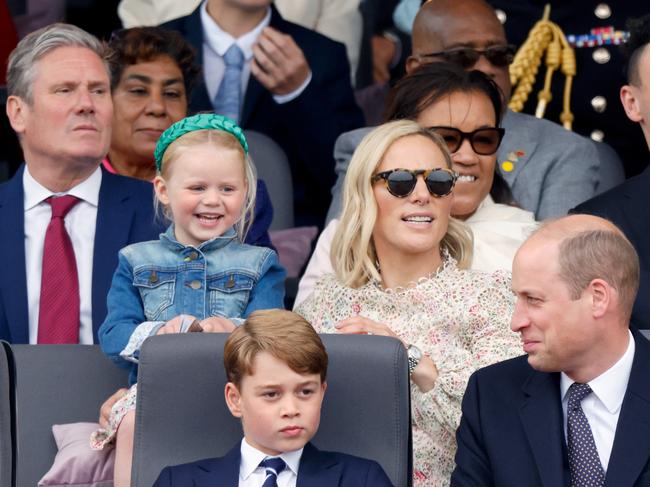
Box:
[573,15,650,330]
[160,0,364,227]
[452,214,650,487]
[153,309,393,487]
[1,23,161,344]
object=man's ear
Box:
[6,95,28,134]
[620,85,644,123]
[588,278,611,319]
[224,382,243,418]
[405,54,422,75]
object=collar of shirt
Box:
[23,165,102,211]
[200,0,271,61]
[239,437,303,481]
[560,329,635,414]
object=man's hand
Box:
[251,26,311,95]
[98,388,128,429]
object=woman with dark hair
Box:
[104,27,273,247]
[295,62,536,305]
[104,27,199,180]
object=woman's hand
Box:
[335,316,404,344]
[200,316,236,333]
[411,356,439,393]
[156,314,197,335]
[98,388,128,428]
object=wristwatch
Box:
[407,344,423,375]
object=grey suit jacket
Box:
[326,110,624,222]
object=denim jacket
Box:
[99,225,285,380]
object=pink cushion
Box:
[38,422,114,487]
[270,226,318,278]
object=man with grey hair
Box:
[452,214,650,486]
[0,23,161,345]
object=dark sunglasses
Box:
[428,126,505,155]
[419,45,516,68]
[372,168,457,198]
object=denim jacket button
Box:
[226,275,236,289]
[189,251,199,260]
[189,280,202,290]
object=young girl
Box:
[92,114,285,486]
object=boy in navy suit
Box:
[153,309,394,486]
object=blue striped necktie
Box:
[260,457,286,487]
[214,43,244,122]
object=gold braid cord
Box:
[508,4,577,130]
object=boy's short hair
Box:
[224,309,328,387]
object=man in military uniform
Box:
[489,1,649,176]
[573,14,650,330]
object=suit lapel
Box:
[182,7,213,113]
[297,442,342,487]
[91,171,137,339]
[605,333,650,486]
[192,444,240,485]
[0,166,30,343]
[499,110,539,188]
[519,370,567,487]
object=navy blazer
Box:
[0,166,163,344]
[451,332,650,487]
[161,5,364,226]
[572,167,650,330]
[153,441,394,487]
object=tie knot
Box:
[568,382,592,408]
[260,457,286,476]
[48,195,80,218]
[223,43,244,67]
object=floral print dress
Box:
[295,255,523,487]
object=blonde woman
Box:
[295,120,522,486]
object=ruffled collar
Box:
[371,249,456,294]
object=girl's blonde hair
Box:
[156,129,256,242]
[331,120,473,288]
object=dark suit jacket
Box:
[572,167,650,330]
[153,441,394,487]
[451,332,650,487]
[0,165,163,343]
[161,6,364,226]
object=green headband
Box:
[154,114,249,171]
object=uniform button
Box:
[594,3,611,20]
[590,130,605,142]
[495,8,506,24]
[592,47,610,64]
[190,280,201,290]
[591,96,607,113]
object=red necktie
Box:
[37,195,81,344]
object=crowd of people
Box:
[2,0,650,486]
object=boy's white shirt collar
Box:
[240,437,303,480]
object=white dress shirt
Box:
[560,330,635,472]
[199,1,311,107]
[239,438,302,487]
[23,166,101,344]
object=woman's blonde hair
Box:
[331,120,473,288]
[156,129,256,242]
